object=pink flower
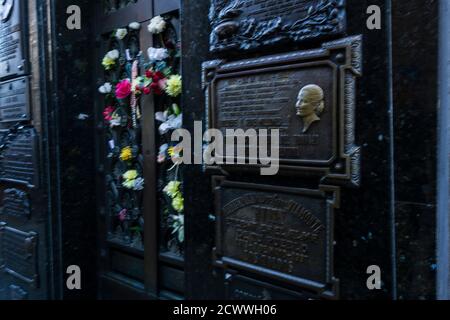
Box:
[119,209,127,222]
[103,106,115,122]
[158,78,167,90]
[115,79,131,99]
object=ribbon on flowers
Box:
[130,59,139,128]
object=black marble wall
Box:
[182,0,441,300]
[393,0,438,300]
[51,0,97,299]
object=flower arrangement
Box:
[99,15,183,251]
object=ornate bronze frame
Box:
[203,35,362,186]
[212,177,340,299]
[0,222,39,288]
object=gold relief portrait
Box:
[295,84,325,133]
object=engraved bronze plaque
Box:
[1,188,31,219]
[209,0,346,52]
[0,77,30,122]
[225,273,318,300]
[0,0,29,79]
[213,178,339,297]
[204,35,362,186]
[0,127,39,188]
[0,222,39,287]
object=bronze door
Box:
[93,0,183,300]
[0,0,50,301]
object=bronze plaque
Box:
[1,188,31,219]
[213,179,339,297]
[0,77,30,123]
[209,0,346,52]
[0,0,28,79]
[0,127,39,188]
[204,35,362,186]
[0,222,39,287]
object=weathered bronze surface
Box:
[0,222,39,287]
[204,35,362,186]
[1,188,31,219]
[0,0,28,79]
[8,284,28,300]
[209,0,346,52]
[213,178,339,297]
[225,272,318,300]
[0,77,30,122]
[0,126,39,188]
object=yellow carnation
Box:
[102,56,115,70]
[172,195,184,213]
[165,75,182,97]
[123,170,138,181]
[164,181,181,198]
[120,147,133,162]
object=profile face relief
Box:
[295,84,325,133]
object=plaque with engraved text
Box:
[204,36,362,186]
[0,223,39,287]
[209,0,346,52]
[0,188,31,219]
[213,179,339,297]
[0,127,39,188]
[0,0,28,79]
[0,77,30,123]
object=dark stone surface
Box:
[392,0,439,300]
[53,0,97,300]
[181,0,221,300]
[334,0,393,299]
[396,202,436,300]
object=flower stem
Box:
[159,33,166,48]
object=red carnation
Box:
[115,79,131,99]
[143,87,151,95]
[145,70,154,79]
[153,71,165,82]
[150,82,162,95]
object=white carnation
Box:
[147,47,169,61]
[115,28,128,40]
[98,82,112,94]
[106,49,120,60]
[147,15,166,34]
[128,22,141,30]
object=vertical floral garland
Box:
[99,23,145,248]
[149,15,185,254]
[98,16,183,252]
